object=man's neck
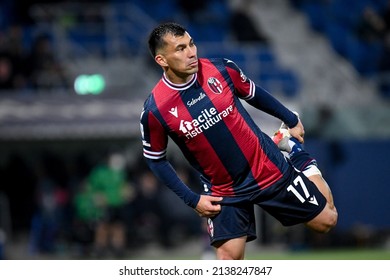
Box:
[164,72,194,85]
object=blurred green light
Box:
[74,74,105,95]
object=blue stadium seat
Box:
[257,47,276,64]
[324,21,352,57]
[280,69,300,97]
[133,0,178,22]
[301,2,328,32]
[346,37,383,77]
[67,26,108,56]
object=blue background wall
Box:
[305,139,390,231]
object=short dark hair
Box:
[148,22,187,57]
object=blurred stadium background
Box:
[0,0,389,260]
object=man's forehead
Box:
[164,31,192,45]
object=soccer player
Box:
[140,22,338,260]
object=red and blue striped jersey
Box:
[140,58,292,197]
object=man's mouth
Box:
[189,60,198,67]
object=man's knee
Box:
[216,249,244,260]
[307,205,338,233]
[214,237,246,260]
[319,210,338,233]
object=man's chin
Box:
[188,66,199,74]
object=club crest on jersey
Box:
[207,218,214,238]
[207,77,223,94]
[240,69,247,82]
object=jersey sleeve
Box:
[140,102,168,160]
[140,100,200,208]
[224,59,298,128]
[146,158,200,208]
[223,58,256,100]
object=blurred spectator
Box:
[176,0,231,31]
[382,0,390,33]
[355,5,386,43]
[306,105,335,138]
[72,178,100,257]
[379,34,390,73]
[25,33,70,90]
[176,0,208,22]
[0,192,11,260]
[378,1,390,72]
[0,25,29,91]
[229,1,269,44]
[158,166,203,248]
[1,154,36,232]
[29,159,70,255]
[131,166,202,249]
[80,152,133,258]
[131,170,166,247]
[0,54,15,90]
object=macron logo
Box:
[169,107,178,118]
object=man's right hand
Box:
[194,195,223,218]
[289,119,305,143]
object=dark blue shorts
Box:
[206,169,327,245]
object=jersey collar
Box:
[162,73,197,91]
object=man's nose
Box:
[188,46,196,57]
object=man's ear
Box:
[155,54,168,67]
